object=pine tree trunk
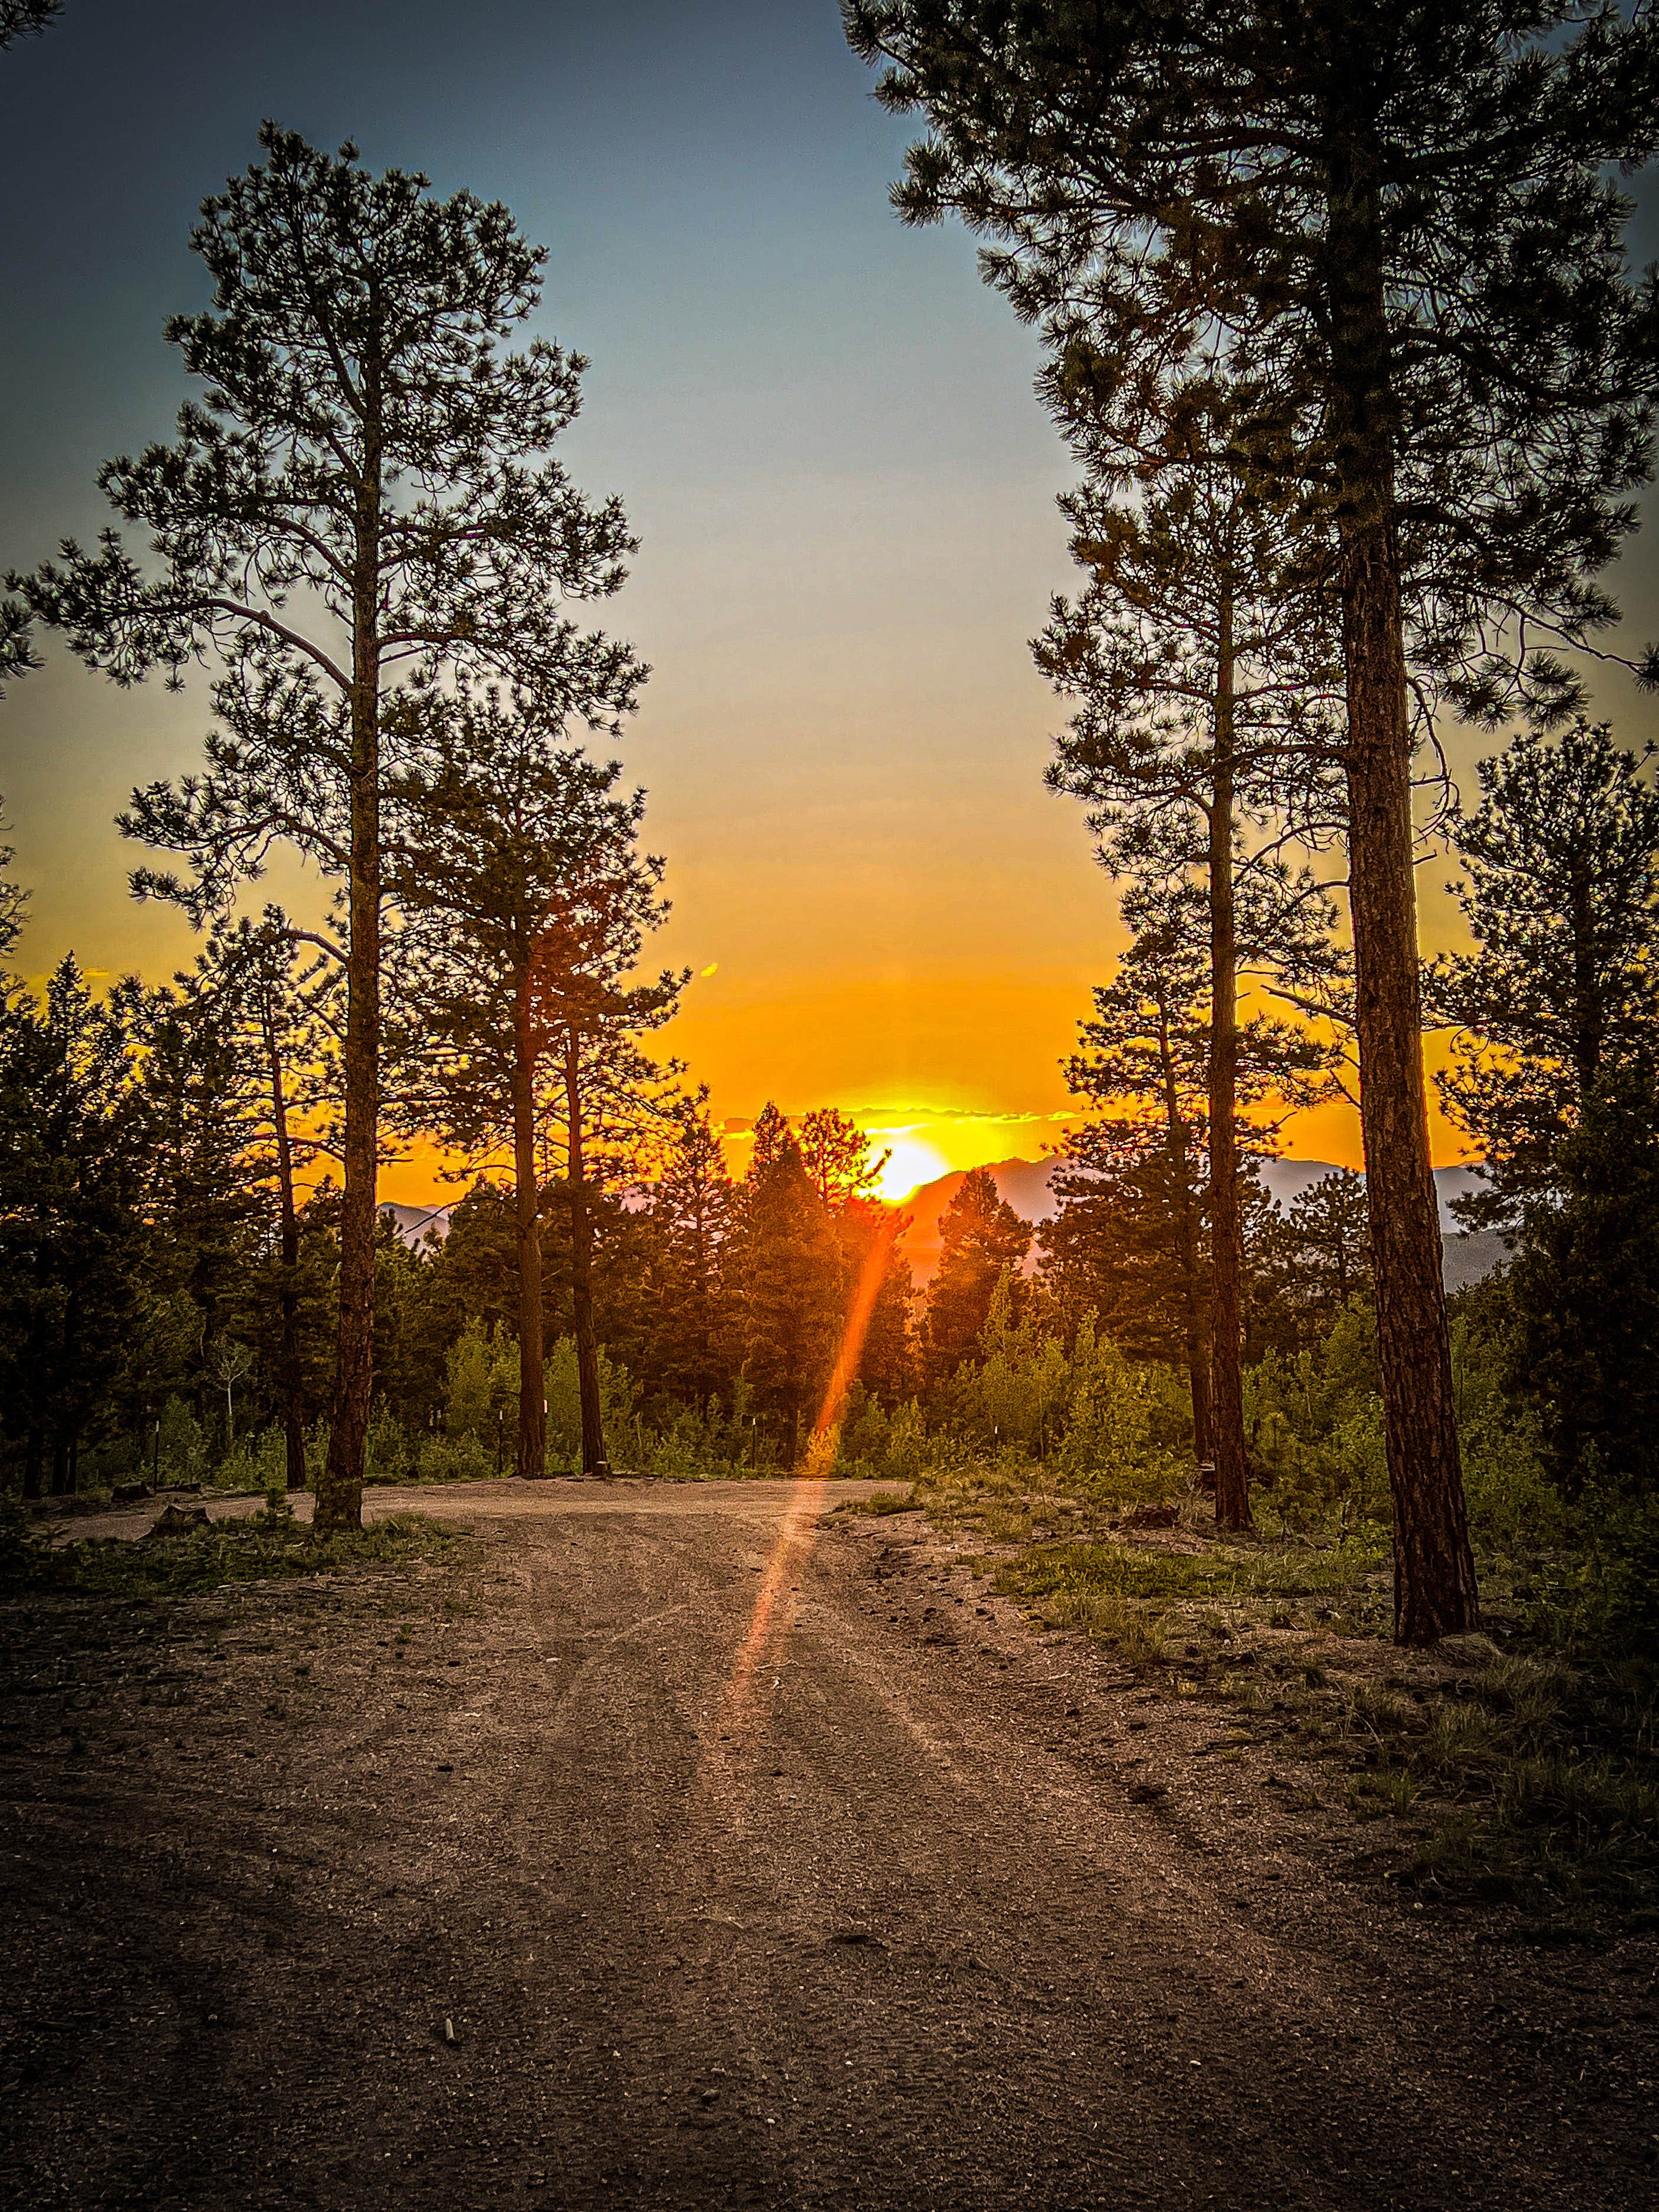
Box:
[513,974,547,1479]
[1159,1016,1213,1464]
[1208,583,1251,1529]
[1323,119,1478,1642]
[262,995,307,1492]
[564,1031,607,1479]
[318,419,383,1536]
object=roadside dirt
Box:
[1,1477,1654,2210]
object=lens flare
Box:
[707,1209,902,1738]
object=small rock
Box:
[144,1503,208,1540]
[1126,1504,1178,1530]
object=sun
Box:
[874,1135,951,1205]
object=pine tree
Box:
[1040,452,1343,1524]
[799,1107,890,1209]
[924,1166,1032,1383]
[1043,881,1328,1454]
[0,3,60,50]
[201,912,340,1488]
[1428,719,1659,1230]
[845,0,1659,1636]
[737,1110,845,1461]
[390,684,675,1479]
[1507,1058,1659,1498]
[642,1095,738,1406]
[0,808,27,970]
[133,976,265,1423]
[15,128,643,1530]
[0,957,147,1495]
[1250,1168,1373,1353]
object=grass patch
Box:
[1001,1535,1388,1612]
[1,1502,461,1600]
[991,1528,1656,1918]
[841,1488,919,1517]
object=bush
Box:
[643,1396,764,1480]
[544,1336,639,1472]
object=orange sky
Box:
[2,13,1655,1206]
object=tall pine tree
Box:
[15,128,643,1529]
[391,684,675,1479]
[845,0,1659,1636]
[1429,719,1659,1230]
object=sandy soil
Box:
[1,1476,1654,2210]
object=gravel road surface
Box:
[2,1477,1654,2210]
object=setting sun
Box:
[873,1134,951,1204]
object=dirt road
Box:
[1,1478,1654,2210]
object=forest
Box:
[2,50,1659,1665]
[4,6,1659,2206]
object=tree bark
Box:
[318,388,383,1535]
[261,992,307,1492]
[1324,117,1478,1642]
[513,972,548,1479]
[563,1030,607,1479]
[1159,1012,1213,1465]
[1208,579,1251,1529]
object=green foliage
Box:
[444,1318,520,1450]
[1506,1058,1659,1498]
[544,1334,638,1473]
[1052,1321,1188,1498]
[881,1399,931,1484]
[922,1167,1031,1381]
[641,1394,766,1481]
[0,1506,458,1600]
[1244,1302,1389,1532]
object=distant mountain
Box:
[1441,1227,1510,1294]
[380,1157,1506,1293]
[895,1158,1058,1286]
[380,1202,452,1248]
[895,1155,1504,1292]
[1254,1158,1486,1235]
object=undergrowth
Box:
[0,1497,459,1600]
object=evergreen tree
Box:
[0,2,60,50]
[1507,1058,1659,1498]
[838,1198,916,1407]
[133,974,265,1427]
[1042,881,1327,1455]
[202,912,340,1486]
[0,957,147,1495]
[800,1107,889,1209]
[536,960,682,1476]
[737,1107,846,1460]
[1429,718,1659,1230]
[15,127,643,1530]
[924,1166,1031,1383]
[389,682,665,1478]
[1041,427,1345,1527]
[845,0,1659,1636]
[642,1095,738,1406]
[1249,1168,1373,1354]
[0,808,27,969]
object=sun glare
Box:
[875,1135,950,1204]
